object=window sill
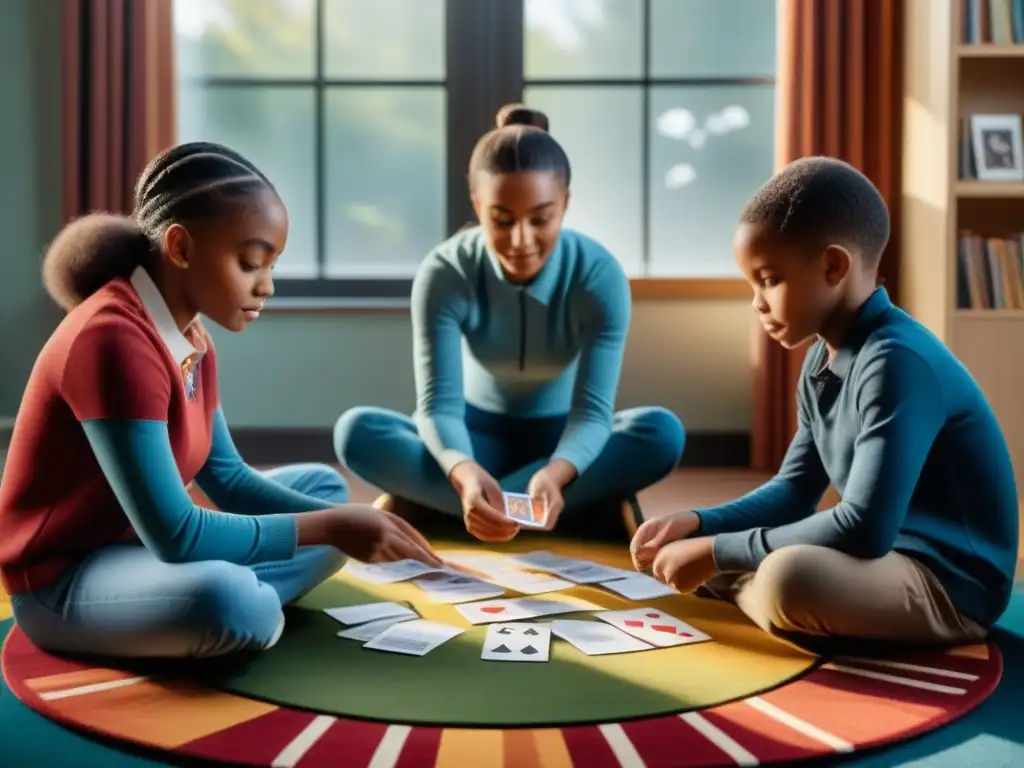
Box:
[260,278,750,314]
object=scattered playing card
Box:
[596,608,712,647]
[485,568,575,595]
[548,560,630,585]
[337,616,411,642]
[502,492,548,527]
[548,619,654,655]
[362,619,465,656]
[455,596,595,625]
[323,601,417,626]
[481,622,552,662]
[412,571,506,604]
[510,551,576,570]
[342,559,442,584]
[599,573,679,600]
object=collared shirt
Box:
[0,269,223,594]
[697,287,1019,627]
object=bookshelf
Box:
[902,0,1024,549]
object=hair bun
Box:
[495,104,549,132]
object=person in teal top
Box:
[335,104,685,542]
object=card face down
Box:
[362,619,465,656]
[323,602,417,626]
[547,620,654,655]
[503,492,547,527]
[481,622,551,662]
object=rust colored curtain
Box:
[751,0,904,472]
[61,0,176,222]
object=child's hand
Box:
[329,505,442,567]
[651,537,718,593]
[630,510,701,571]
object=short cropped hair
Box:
[739,156,890,265]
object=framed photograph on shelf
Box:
[970,114,1024,182]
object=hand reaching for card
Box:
[629,509,702,571]
[450,462,520,542]
[327,505,443,568]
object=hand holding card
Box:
[525,467,567,530]
[502,492,548,528]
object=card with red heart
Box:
[594,608,712,647]
[455,596,586,625]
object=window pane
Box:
[525,0,643,80]
[173,0,315,79]
[523,87,644,277]
[324,88,446,278]
[650,0,776,79]
[177,86,318,278]
[323,0,445,80]
[648,85,775,277]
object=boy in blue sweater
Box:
[631,156,1018,652]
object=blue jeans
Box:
[333,404,685,519]
[10,463,348,660]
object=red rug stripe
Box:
[621,715,739,767]
[393,726,444,768]
[700,705,827,763]
[560,725,623,768]
[298,717,388,767]
[1,628,91,681]
[840,651,993,680]
[760,671,958,744]
[183,707,313,765]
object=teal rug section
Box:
[2,589,1023,767]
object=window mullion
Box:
[314,0,326,278]
[445,0,524,237]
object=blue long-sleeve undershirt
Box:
[81,407,332,565]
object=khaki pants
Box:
[702,544,987,655]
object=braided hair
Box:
[43,142,275,311]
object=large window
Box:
[173,0,775,303]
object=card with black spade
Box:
[481,622,551,662]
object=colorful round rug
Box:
[0,540,1004,767]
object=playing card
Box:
[481,622,551,662]
[455,596,596,625]
[510,551,576,570]
[336,616,411,642]
[323,601,417,626]
[548,560,630,585]
[599,573,679,600]
[596,608,711,647]
[362,619,465,656]
[548,620,654,655]
[485,568,575,595]
[502,492,548,527]
[412,571,506,604]
[342,559,441,584]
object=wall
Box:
[0,1,753,445]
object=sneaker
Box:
[621,496,644,540]
[266,614,286,649]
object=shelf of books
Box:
[904,0,1024,540]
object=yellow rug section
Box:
[216,536,818,726]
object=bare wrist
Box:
[542,459,578,488]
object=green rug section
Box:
[213,578,816,726]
